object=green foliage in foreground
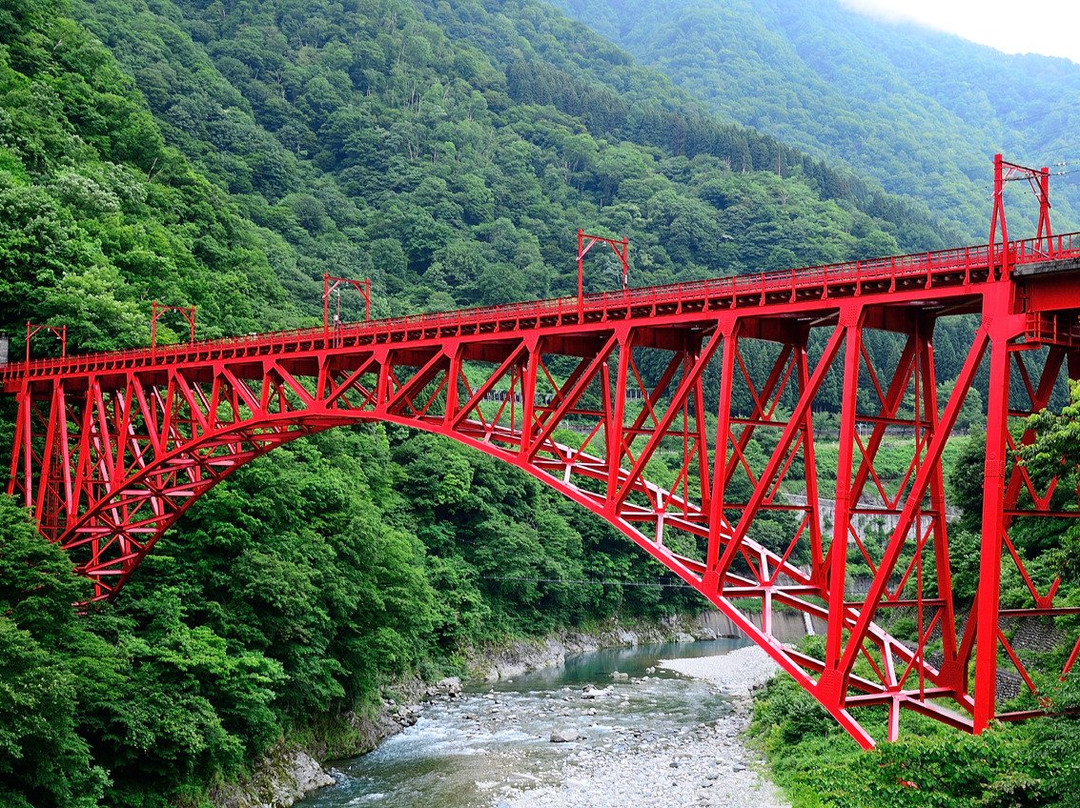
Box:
[0,492,294,808]
[0,424,696,808]
[750,383,1080,808]
[750,672,1080,808]
[0,0,1032,805]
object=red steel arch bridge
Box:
[7,155,1080,747]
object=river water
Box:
[297,639,749,808]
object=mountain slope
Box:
[0,0,305,353]
[551,0,1080,241]
[0,1,1010,805]
[66,0,961,327]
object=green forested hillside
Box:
[5,0,965,356]
[67,0,962,322]
[0,0,305,351]
[0,0,1048,805]
[0,0,961,804]
[552,0,1080,241]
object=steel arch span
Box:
[9,162,1080,747]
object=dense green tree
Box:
[750,669,1080,808]
[0,498,105,808]
[0,0,1043,804]
[552,0,1080,241]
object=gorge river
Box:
[295,638,788,808]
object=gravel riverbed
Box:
[493,645,789,808]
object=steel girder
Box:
[8,233,1080,747]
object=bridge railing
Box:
[1014,232,1080,263]
[6,234,1080,383]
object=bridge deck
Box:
[6,232,1080,391]
[9,221,1080,746]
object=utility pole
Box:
[577,229,630,320]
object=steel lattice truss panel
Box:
[8,219,1080,747]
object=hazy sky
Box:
[841,0,1080,65]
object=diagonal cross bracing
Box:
[6,232,1080,746]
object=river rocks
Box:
[581,684,613,699]
[424,676,463,700]
[550,728,581,743]
[510,715,786,807]
[390,704,421,727]
[218,614,753,808]
[211,747,334,808]
[659,645,780,697]
[288,752,335,794]
[611,670,629,681]
[495,646,790,808]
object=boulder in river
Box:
[424,676,463,700]
[550,728,581,743]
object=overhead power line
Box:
[1000,98,1080,127]
[480,575,694,589]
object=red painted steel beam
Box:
[9,226,1080,746]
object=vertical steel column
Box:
[8,384,29,502]
[443,345,462,425]
[693,352,712,514]
[577,229,585,321]
[323,274,330,339]
[33,382,61,530]
[1038,166,1053,254]
[19,386,34,510]
[797,340,825,578]
[822,304,863,698]
[989,153,1008,279]
[374,348,392,412]
[918,321,959,681]
[605,327,635,503]
[705,320,738,589]
[974,286,1014,732]
[519,339,540,455]
[54,382,74,533]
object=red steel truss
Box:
[8,159,1080,746]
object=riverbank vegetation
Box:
[3,0,1078,805]
[749,382,1080,808]
[750,672,1080,808]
